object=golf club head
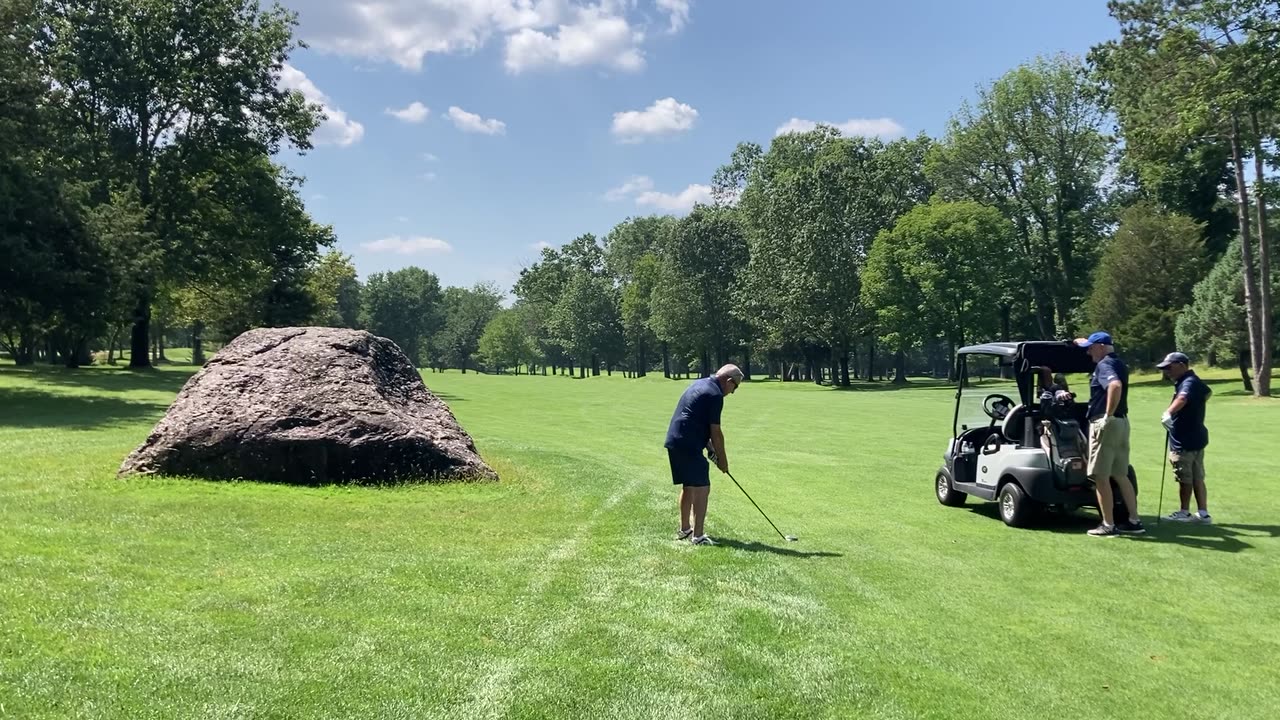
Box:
[784,535,798,542]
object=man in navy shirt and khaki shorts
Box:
[1076,332,1145,536]
[664,364,743,545]
[1157,352,1213,523]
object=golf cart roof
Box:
[957,340,1095,375]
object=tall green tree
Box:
[439,283,503,373]
[305,251,362,328]
[35,0,321,368]
[927,53,1112,339]
[550,274,623,377]
[360,267,444,366]
[1091,0,1278,395]
[1178,234,1280,391]
[479,308,535,374]
[1086,203,1209,362]
[863,200,1020,377]
[649,205,749,376]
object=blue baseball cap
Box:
[1156,352,1189,368]
[1075,331,1113,348]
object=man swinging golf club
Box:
[664,364,743,545]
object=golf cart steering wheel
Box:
[983,394,1015,421]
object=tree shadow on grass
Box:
[0,365,194,396]
[713,537,843,559]
[0,387,168,430]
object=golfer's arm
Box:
[1106,380,1122,416]
[709,425,726,463]
[1166,395,1188,415]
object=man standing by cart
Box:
[1075,332,1145,536]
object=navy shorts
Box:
[668,448,710,488]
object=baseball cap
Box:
[1156,351,1190,368]
[1075,331,1113,348]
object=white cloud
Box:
[386,101,430,123]
[447,106,507,135]
[636,184,712,214]
[656,0,690,33]
[611,97,697,143]
[604,175,655,201]
[278,63,364,147]
[774,116,905,140]
[504,5,645,74]
[532,240,553,250]
[360,235,453,254]
[422,152,439,161]
[285,0,671,73]
[396,215,410,223]
[607,175,708,214]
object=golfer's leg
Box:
[692,486,710,537]
[1113,474,1139,523]
[1179,482,1193,512]
[1193,452,1208,513]
[679,486,693,532]
[1088,421,1114,525]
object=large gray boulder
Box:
[119,327,498,484]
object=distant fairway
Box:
[1,362,1277,719]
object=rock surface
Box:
[119,327,498,484]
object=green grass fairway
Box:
[2,363,1278,719]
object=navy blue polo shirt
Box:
[1087,353,1129,421]
[1169,370,1211,452]
[664,377,724,453]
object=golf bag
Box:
[1040,387,1088,486]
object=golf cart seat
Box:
[1001,404,1032,446]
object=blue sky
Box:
[276,0,1120,298]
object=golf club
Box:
[1156,434,1169,525]
[724,469,798,542]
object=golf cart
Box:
[934,341,1137,527]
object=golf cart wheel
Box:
[997,481,1034,528]
[936,470,966,507]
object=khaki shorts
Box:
[1169,449,1206,485]
[1087,416,1131,479]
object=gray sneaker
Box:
[1195,512,1213,524]
[675,528,693,540]
[1087,524,1118,537]
[690,535,717,546]
[1166,510,1194,522]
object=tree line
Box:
[2,0,1278,396]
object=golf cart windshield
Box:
[954,352,1019,435]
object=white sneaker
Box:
[1195,512,1213,524]
[1166,510,1194,522]
[690,535,716,546]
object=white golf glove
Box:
[1161,412,1175,431]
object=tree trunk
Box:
[866,338,876,382]
[129,292,151,369]
[591,353,600,376]
[1032,288,1054,339]
[1238,348,1254,394]
[1229,123,1264,397]
[1249,116,1273,397]
[661,342,671,378]
[742,346,751,381]
[192,320,206,365]
[839,353,850,387]
[157,322,168,362]
[894,349,908,385]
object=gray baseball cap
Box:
[1156,352,1189,368]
